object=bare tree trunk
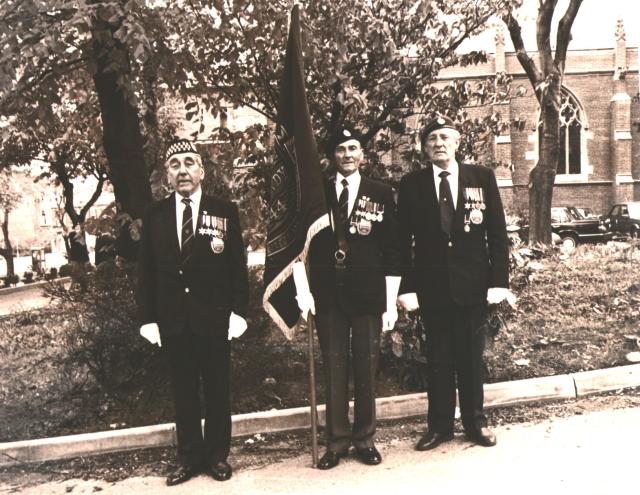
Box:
[91,13,152,260]
[1,209,15,277]
[529,76,561,245]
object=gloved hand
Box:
[228,312,248,340]
[382,276,401,332]
[292,260,316,321]
[487,287,517,307]
[140,323,161,347]
[397,292,420,312]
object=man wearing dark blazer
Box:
[295,127,401,470]
[397,116,512,451]
[137,139,249,486]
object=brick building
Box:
[434,19,640,216]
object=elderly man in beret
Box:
[396,116,512,451]
[137,139,249,486]
[295,127,401,469]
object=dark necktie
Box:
[439,171,454,237]
[181,197,194,263]
[338,178,349,227]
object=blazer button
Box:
[178,270,183,275]
[185,287,190,293]
[448,241,453,247]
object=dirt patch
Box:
[2,243,640,443]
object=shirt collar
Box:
[432,161,459,179]
[336,170,360,187]
[175,187,202,207]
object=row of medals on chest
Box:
[463,187,485,233]
[349,196,384,236]
[197,211,227,253]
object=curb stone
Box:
[2,364,640,466]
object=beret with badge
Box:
[419,115,460,145]
[327,125,364,154]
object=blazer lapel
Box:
[422,164,439,223]
[454,164,469,228]
[349,175,366,224]
[164,193,181,259]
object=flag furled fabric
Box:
[263,5,329,339]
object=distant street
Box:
[3,405,639,494]
[0,284,51,316]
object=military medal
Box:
[211,237,224,253]
[464,224,471,232]
[470,209,483,224]
[349,225,357,234]
[357,218,372,235]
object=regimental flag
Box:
[263,5,330,339]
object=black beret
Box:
[328,126,363,153]
[165,138,199,162]
[420,116,459,143]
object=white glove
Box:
[397,292,420,312]
[140,323,161,347]
[292,260,316,321]
[228,312,248,340]
[382,276,401,332]
[487,287,517,307]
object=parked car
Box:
[551,206,612,248]
[576,207,598,219]
[604,201,640,238]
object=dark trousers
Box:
[420,304,487,434]
[316,306,381,453]
[163,328,231,468]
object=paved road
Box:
[3,406,638,494]
[0,286,50,316]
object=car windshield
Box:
[565,207,583,220]
[628,203,640,220]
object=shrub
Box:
[58,264,72,277]
[44,267,58,281]
[22,271,35,284]
[45,259,166,404]
[379,314,428,391]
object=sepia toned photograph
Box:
[1,0,639,493]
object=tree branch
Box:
[503,12,544,97]
[554,0,583,71]
[536,0,557,75]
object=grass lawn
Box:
[1,242,639,442]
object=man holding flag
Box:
[262,3,330,467]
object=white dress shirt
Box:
[335,170,361,217]
[175,187,202,248]
[432,162,459,208]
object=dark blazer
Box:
[137,192,249,337]
[309,175,401,315]
[397,163,509,308]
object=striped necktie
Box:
[439,171,454,237]
[338,178,349,227]
[181,197,194,263]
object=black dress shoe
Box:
[317,450,346,470]
[166,464,199,486]
[356,446,382,465]
[415,431,454,451]
[210,460,233,481]
[466,427,497,447]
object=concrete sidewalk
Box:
[3,364,640,466]
[3,405,638,494]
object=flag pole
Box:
[307,313,319,467]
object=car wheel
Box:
[631,228,639,239]
[560,235,577,249]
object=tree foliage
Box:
[1,0,523,253]
[503,0,583,244]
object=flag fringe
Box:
[262,213,330,340]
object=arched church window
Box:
[538,89,585,175]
